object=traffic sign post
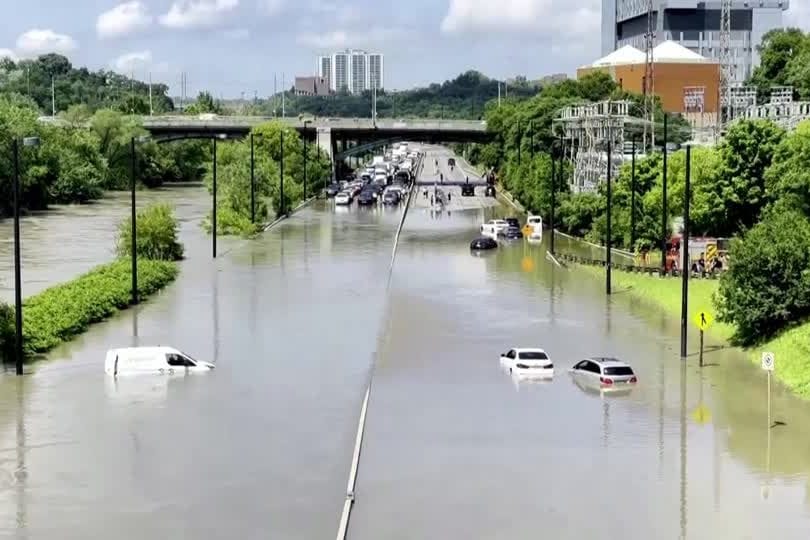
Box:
[762,352,775,436]
[693,310,713,367]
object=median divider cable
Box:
[335,155,421,540]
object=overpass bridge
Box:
[138,115,492,159]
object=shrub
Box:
[116,202,184,261]
[716,206,810,345]
[0,301,13,361]
[21,260,178,355]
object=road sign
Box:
[706,244,718,263]
[761,352,775,372]
[693,310,713,331]
[691,404,712,425]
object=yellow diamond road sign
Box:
[693,310,713,331]
[692,404,712,425]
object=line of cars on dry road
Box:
[499,348,638,395]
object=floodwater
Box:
[1,148,810,539]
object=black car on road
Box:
[357,190,377,205]
[470,236,498,250]
[461,184,475,196]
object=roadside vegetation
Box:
[464,28,810,396]
[0,204,183,361]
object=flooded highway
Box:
[1,147,810,539]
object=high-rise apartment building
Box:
[332,51,350,92]
[351,50,367,93]
[316,55,332,88]
[315,49,385,94]
[601,0,789,82]
[368,53,384,91]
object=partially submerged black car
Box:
[505,217,520,228]
[499,226,524,240]
[470,236,498,250]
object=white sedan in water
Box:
[569,357,637,392]
[499,348,554,378]
[335,191,352,205]
[481,219,508,237]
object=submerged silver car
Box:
[569,357,637,393]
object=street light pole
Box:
[630,134,637,251]
[12,136,40,375]
[12,140,23,375]
[130,137,138,305]
[279,129,285,218]
[606,139,613,295]
[550,142,556,256]
[303,121,310,200]
[250,133,255,224]
[662,113,669,273]
[212,137,218,259]
[680,144,692,359]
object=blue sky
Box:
[0,0,807,98]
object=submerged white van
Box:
[105,346,215,377]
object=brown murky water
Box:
[0,149,809,539]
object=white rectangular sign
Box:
[761,352,775,372]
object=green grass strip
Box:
[577,264,810,399]
[21,259,178,356]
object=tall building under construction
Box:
[601,0,789,82]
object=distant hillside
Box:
[0,53,174,115]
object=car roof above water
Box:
[587,356,628,366]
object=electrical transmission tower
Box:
[643,0,655,151]
[718,0,733,133]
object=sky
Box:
[0,0,808,98]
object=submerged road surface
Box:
[1,147,810,539]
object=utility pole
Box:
[680,144,692,358]
[282,73,286,117]
[498,82,501,107]
[661,114,669,273]
[606,137,613,295]
[51,76,56,116]
[274,74,278,117]
[148,73,153,116]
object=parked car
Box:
[505,218,520,229]
[105,346,214,377]
[481,219,509,236]
[569,357,638,392]
[382,190,401,205]
[470,236,497,250]
[325,184,341,197]
[335,191,352,205]
[499,348,553,378]
[357,190,376,205]
[499,226,524,240]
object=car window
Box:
[507,350,516,359]
[583,361,599,373]
[166,353,195,367]
[603,366,634,376]
[518,351,548,360]
[574,360,587,370]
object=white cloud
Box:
[297,30,349,49]
[15,29,77,57]
[297,26,406,49]
[97,1,153,39]
[159,0,239,29]
[441,0,598,37]
[222,28,250,40]
[0,48,17,61]
[258,0,284,15]
[111,50,169,75]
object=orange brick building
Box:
[577,42,721,116]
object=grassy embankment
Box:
[1,259,178,359]
[577,265,810,398]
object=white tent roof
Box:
[653,41,714,63]
[589,45,646,67]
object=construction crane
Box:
[642,0,655,151]
[718,0,733,131]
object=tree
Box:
[765,119,810,215]
[185,91,223,115]
[711,120,785,235]
[117,203,184,261]
[716,206,810,344]
[749,28,809,101]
